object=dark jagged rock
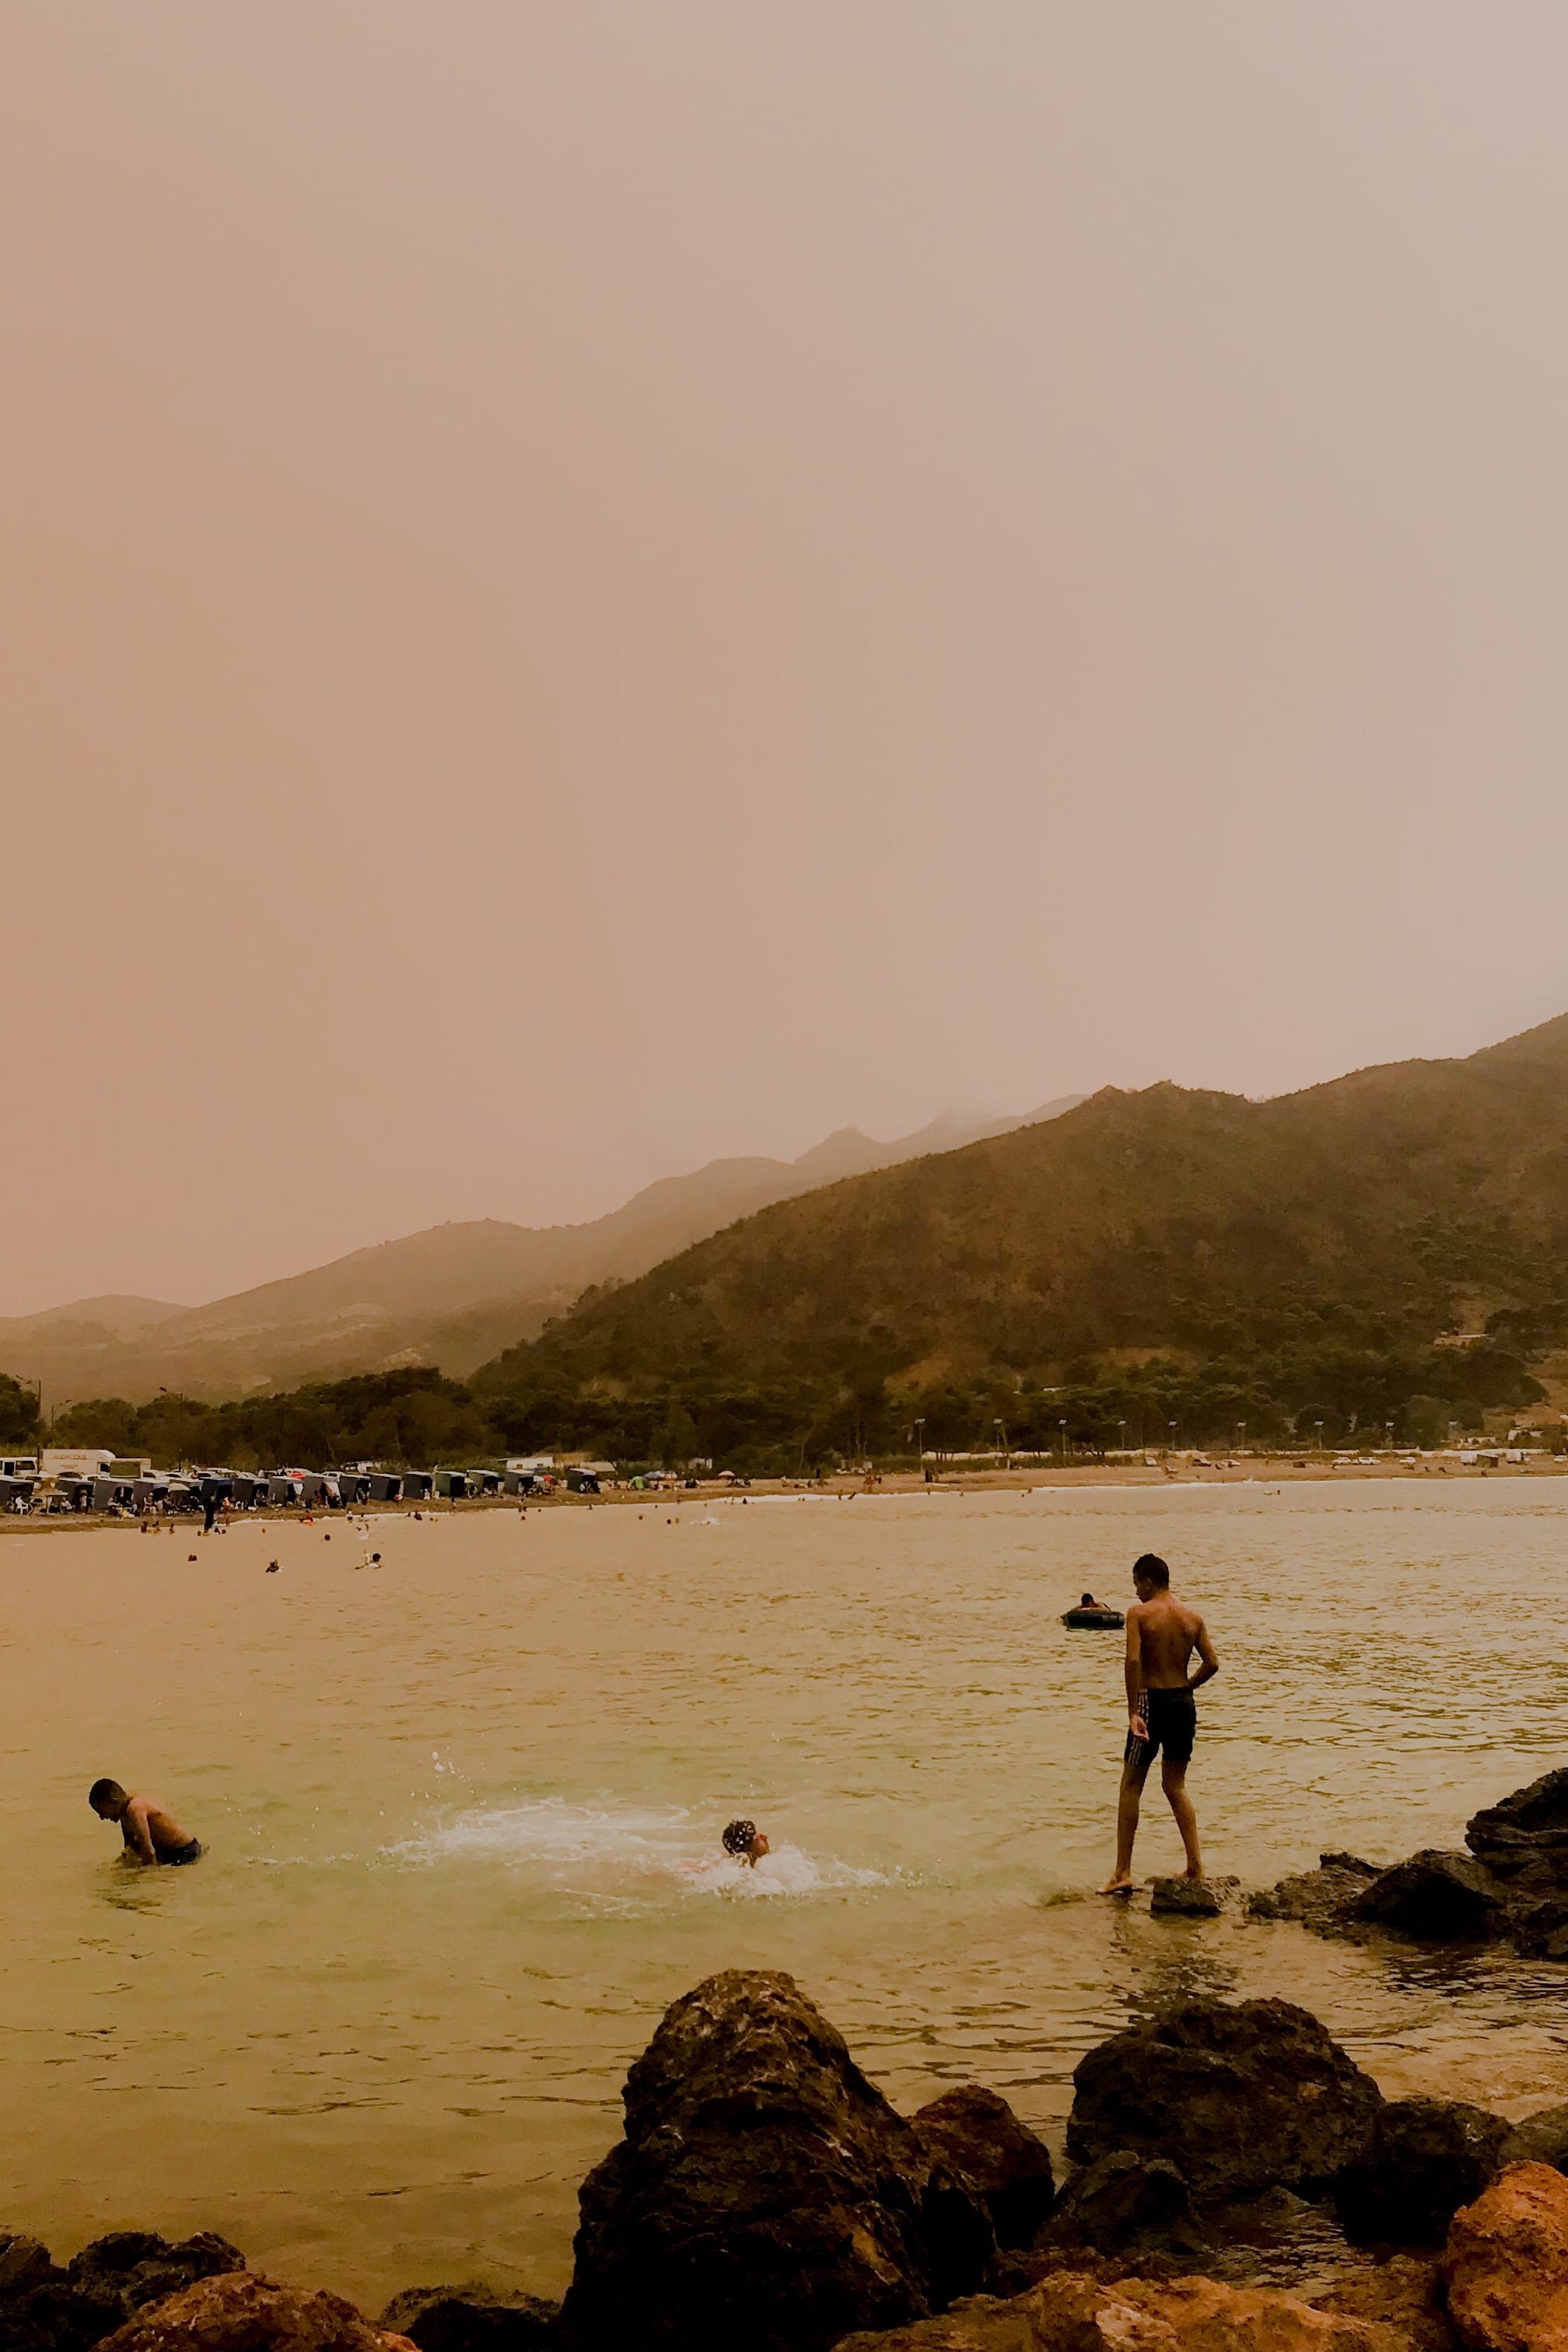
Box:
[378,2284,558,2349]
[0,2232,244,2352]
[1066,1997,1382,2201]
[1499,2101,1568,2175]
[1036,2151,1207,2261]
[1347,1851,1511,1943]
[1335,2097,1510,2245]
[908,2088,1055,2251]
[1246,1853,1384,1930]
[1466,1766,1568,1888]
[560,1968,995,2352]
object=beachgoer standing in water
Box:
[89,1779,202,1866]
[1101,1553,1218,1892]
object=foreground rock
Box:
[833,2267,1412,2348]
[1313,2256,1454,2352]
[1066,1997,1383,2201]
[1150,1875,1239,1920]
[1498,2102,1568,2175]
[378,2284,558,2349]
[1337,2099,1510,2246]
[1034,2151,1206,2263]
[0,2231,245,2352]
[1444,2161,1568,2349]
[908,2088,1055,2251]
[96,2272,417,2351]
[560,1969,996,2352]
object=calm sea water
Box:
[3,1483,1568,2309]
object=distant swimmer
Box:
[722,1818,771,1868]
[89,1779,202,1867]
[1101,1553,1219,1894]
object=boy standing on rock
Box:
[1101,1554,1219,1893]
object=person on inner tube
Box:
[722,1818,771,1867]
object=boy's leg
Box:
[1103,1749,1153,1890]
[1160,1759,1203,1879]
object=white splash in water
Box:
[390,1797,884,1900]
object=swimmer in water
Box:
[722,1818,770,1867]
[89,1779,202,1866]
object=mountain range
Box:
[2,1099,1083,1406]
[476,1013,1568,1448]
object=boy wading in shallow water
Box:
[89,1780,202,1866]
[1101,1553,1219,1893]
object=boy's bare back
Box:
[1128,1591,1211,1689]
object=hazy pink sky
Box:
[5,5,1568,1315]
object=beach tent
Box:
[131,1478,169,1512]
[338,1474,373,1507]
[467,1469,502,1496]
[261,1475,303,1507]
[435,1470,469,1500]
[0,1475,35,1512]
[91,1478,136,1511]
[401,1472,435,1502]
[362,1473,402,1503]
[565,1468,600,1494]
[501,1470,537,1496]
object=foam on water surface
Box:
[394,1795,884,1901]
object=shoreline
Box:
[3,1454,1563,1534]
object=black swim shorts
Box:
[159,1839,203,1866]
[1125,1686,1195,1769]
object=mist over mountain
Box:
[2,1100,1081,1406]
[475,1016,1568,1459]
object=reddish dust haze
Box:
[4,6,1567,1311]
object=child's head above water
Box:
[722,1818,770,1865]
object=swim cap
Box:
[722,1818,757,1856]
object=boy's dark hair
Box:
[1080,1592,1096,1607]
[89,1778,127,1810]
[1133,1553,1171,1589]
[722,1818,757,1857]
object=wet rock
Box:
[1348,1853,1511,1944]
[1150,1874,1239,1918]
[560,1968,995,2352]
[96,2270,416,2351]
[1036,2151,1207,2261]
[1311,2256,1457,2352]
[1444,2160,1568,2350]
[1248,1853,1385,1931]
[1497,2102,1568,2175]
[0,2234,57,2298]
[1337,2099,1510,2246]
[833,2268,1408,2348]
[1466,1767,1568,1892]
[0,2232,245,2352]
[378,2284,558,2349]
[908,2088,1055,2252]
[66,2235,246,2322]
[1066,1997,1383,2202]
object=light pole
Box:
[1237,1420,1245,1457]
[1168,1419,1177,1457]
[913,1417,925,1472]
[1059,1417,1067,1465]
[1118,1419,1126,1459]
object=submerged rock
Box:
[908,2088,1055,2251]
[1150,1874,1239,1919]
[377,2284,558,2349]
[1444,2161,1568,2350]
[96,2271,415,2351]
[1066,1997,1383,2202]
[1336,2098,1510,2246]
[1348,1853,1512,1944]
[560,1968,994,2352]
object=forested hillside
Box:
[475,1015,1568,1465]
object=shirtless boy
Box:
[89,1780,202,1866]
[1101,1553,1219,1892]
